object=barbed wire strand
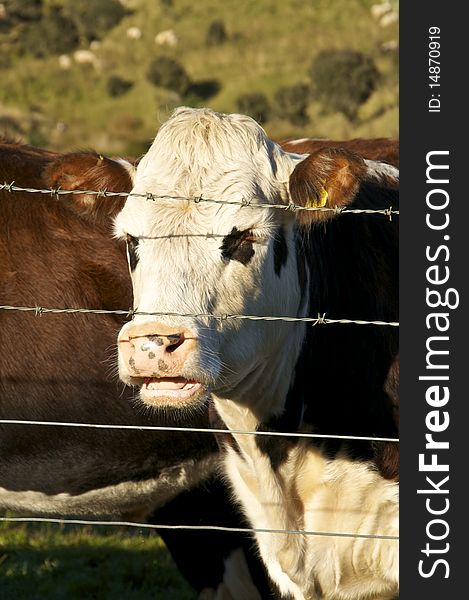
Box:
[0,305,399,327]
[0,517,398,541]
[0,183,400,549]
[0,183,399,218]
[0,420,399,443]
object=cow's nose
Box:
[119,325,197,377]
[140,333,184,354]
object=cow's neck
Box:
[213,324,306,435]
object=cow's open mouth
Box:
[140,377,203,404]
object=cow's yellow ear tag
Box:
[305,182,328,208]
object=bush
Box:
[0,115,24,138]
[20,8,79,57]
[274,83,310,125]
[106,75,133,98]
[309,50,380,121]
[236,92,271,124]
[146,56,191,95]
[184,79,221,103]
[63,0,127,42]
[206,19,227,46]
[5,0,43,22]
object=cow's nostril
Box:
[166,334,184,353]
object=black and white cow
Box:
[115,108,399,600]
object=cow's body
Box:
[281,137,399,168]
[0,140,273,599]
[115,108,399,600]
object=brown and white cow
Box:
[281,137,399,168]
[115,108,399,600]
[0,139,274,599]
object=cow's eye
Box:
[126,234,140,271]
[220,227,256,266]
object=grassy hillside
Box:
[0,0,398,157]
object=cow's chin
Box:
[138,377,207,409]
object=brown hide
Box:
[0,141,296,596]
[0,140,219,493]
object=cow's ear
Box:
[288,148,367,225]
[44,152,135,222]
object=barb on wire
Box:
[0,304,399,327]
[384,206,394,221]
[50,187,61,200]
[1,183,399,217]
[0,516,399,541]
[0,419,399,443]
[312,313,327,326]
[2,180,15,192]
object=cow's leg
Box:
[150,475,276,599]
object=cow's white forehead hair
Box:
[115,107,299,237]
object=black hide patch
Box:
[208,400,241,455]
[295,232,307,300]
[220,227,254,265]
[255,380,305,471]
[126,234,139,271]
[273,226,288,276]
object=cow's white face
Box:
[114,107,369,416]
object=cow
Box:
[115,107,399,600]
[281,137,399,168]
[0,139,274,599]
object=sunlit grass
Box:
[0,519,196,599]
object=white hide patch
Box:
[221,428,398,600]
[113,157,137,182]
[0,455,217,519]
[365,160,399,186]
[200,547,263,600]
[283,137,324,146]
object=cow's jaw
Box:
[212,326,306,429]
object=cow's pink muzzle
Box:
[119,322,203,405]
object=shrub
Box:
[63,0,127,42]
[106,75,133,98]
[5,0,43,22]
[0,115,24,138]
[206,19,227,46]
[274,83,310,125]
[146,56,191,95]
[236,92,271,124]
[184,79,221,103]
[309,50,380,121]
[20,8,79,57]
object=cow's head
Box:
[114,108,392,418]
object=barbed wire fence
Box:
[0,182,399,218]
[0,182,399,543]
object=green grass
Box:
[0,519,197,599]
[0,0,398,156]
